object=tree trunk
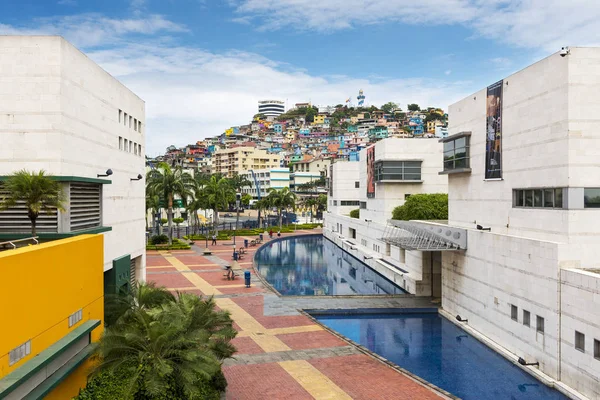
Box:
[213,209,219,235]
[278,209,283,230]
[167,194,174,244]
[28,212,37,237]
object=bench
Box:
[223,266,240,280]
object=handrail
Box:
[0,236,40,249]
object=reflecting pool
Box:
[254,235,406,296]
[315,312,569,400]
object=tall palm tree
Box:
[0,170,66,236]
[266,187,296,230]
[104,282,175,327]
[93,292,236,399]
[202,176,235,234]
[228,173,251,192]
[146,162,194,244]
[145,185,161,232]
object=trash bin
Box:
[244,239,249,248]
[233,251,238,261]
[244,270,251,288]
[259,233,263,241]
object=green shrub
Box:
[150,234,169,245]
[349,209,360,219]
[173,217,184,224]
[160,218,168,225]
[392,193,448,221]
[146,238,191,250]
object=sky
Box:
[1,0,600,155]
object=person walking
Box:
[211,233,217,245]
[269,229,273,239]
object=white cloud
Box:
[445,70,452,75]
[0,14,187,48]
[85,43,472,155]
[57,0,78,6]
[232,0,600,50]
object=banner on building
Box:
[329,165,333,196]
[367,146,375,198]
[485,80,503,179]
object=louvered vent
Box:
[0,189,58,233]
[130,257,137,287]
[70,183,101,231]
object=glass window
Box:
[543,189,554,207]
[355,181,360,188]
[575,331,585,352]
[511,305,518,321]
[374,161,422,181]
[533,190,543,207]
[523,310,530,327]
[594,339,600,360]
[537,315,545,334]
[525,190,533,207]
[555,188,563,208]
[515,190,524,207]
[443,135,470,172]
[584,188,600,208]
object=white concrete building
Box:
[242,168,290,201]
[0,36,146,288]
[258,100,285,117]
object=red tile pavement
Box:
[310,354,443,400]
[146,256,169,266]
[231,296,315,329]
[198,271,244,285]
[230,337,264,355]
[223,363,312,400]
[149,272,194,289]
[173,254,212,264]
[146,267,177,273]
[168,288,204,296]
[276,330,347,350]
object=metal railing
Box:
[0,236,39,250]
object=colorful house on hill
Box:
[409,117,425,135]
[273,123,283,133]
[368,126,389,140]
[299,128,311,137]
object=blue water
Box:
[254,236,406,296]
[315,313,568,400]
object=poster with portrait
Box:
[485,80,503,179]
[367,146,375,198]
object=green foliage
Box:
[349,209,360,219]
[407,103,421,111]
[380,102,398,114]
[392,193,448,221]
[87,288,236,400]
[146,238,191,250]
[241,193,252,206]
[160,218,168,225]
[172,217,184,225]
[150,234,169,245]
[266,187,297,229]
[0,170,66,236]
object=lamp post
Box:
[234,192,241,246]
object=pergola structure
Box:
[380,220,467,251]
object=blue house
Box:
[273,123,283,133]
[409,117,424,135]
[299,128,310,136]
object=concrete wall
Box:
[560,269,600,398]
[328,160,360,216]
[0,235,104,397]
[358,138,447,224]
[0,36,146,277]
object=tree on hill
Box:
[392,193,448,221]
[381,102,398,114]
[407,103,421,111]
[305,106,317,123]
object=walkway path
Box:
[146,230,446,400]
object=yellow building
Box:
[312,114,326,125]
[212,147,281,177]
[0,235,104,399]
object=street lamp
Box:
[234,192,241,246]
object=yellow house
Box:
[0,235,104,399]
[312,114,326,125]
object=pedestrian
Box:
[269,229,273,239]
[211,233,217,245]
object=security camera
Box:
[560,47,570,57]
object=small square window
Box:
[355,181,360,188]
[594,339,600,360]
[537,315,545,334]
[511,305,518,321]
[119,136,123,151]
[575,331,585,352]
[523,310,530,327]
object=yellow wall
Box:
[0,235,104,395]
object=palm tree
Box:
[228,173,251,192]
[104,282,175,327]
[202,176,235,234]
[93,292,236,399]
[146,162,194,244]
[266,187,296,230]
[0,170,66,236]
[145,185,161,233]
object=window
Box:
[138,122,142,134]
[341,201,360,206]
[513,188,564,209]
[594,339,600,360]
[511,305,518,321]
[443,134,470,171]
[584,188,600,208]
[536,315,545,334]
[355,181,360,188]
[576,331,585,352]
[523,310,531,327]
[361,239,367,246]
[139,145,143,156]
[333,200,338,206]
[124,112,127,126]
[129,115,133,128]
[374,160,422,182]
[119,109,122,123]
[119,136,123,150]
[360,202,367,209]
[134,143,138,155]
[9,340,31,366]
[68,309,83,327]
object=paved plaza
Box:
[146,230,447,400]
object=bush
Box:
[392,193,448,221]
[173,217,184,224]
[146,238,191,250]
[160,218,168,225]
[150,234,169,245]
[349,209,360,219]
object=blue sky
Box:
[1,0,599,154]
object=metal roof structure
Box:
[380,220,467,251]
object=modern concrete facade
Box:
[0,36,146,284]
[211,147,280,177]
[258,100,285,117]
[242,168,290,201]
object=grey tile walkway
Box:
[223,345,360,366]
